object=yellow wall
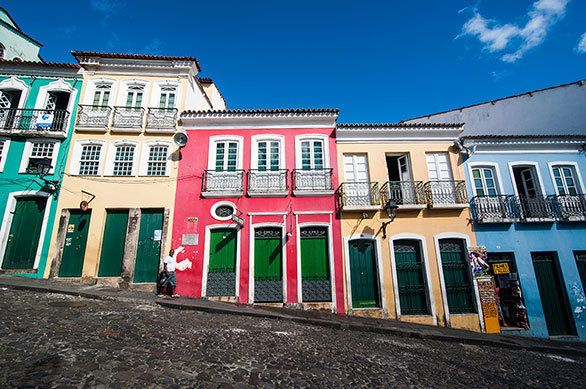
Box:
[337,141,481,332]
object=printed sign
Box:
[36,113,54,128]
[492,262,510,274]
[231,214,244,227]
[476,276,500,334]
[67,224,75,233]
[182,234,199,246]
[468,246,489,278]
[187,217,197,223]
[153,230,162,241]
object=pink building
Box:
[172,109,345,313]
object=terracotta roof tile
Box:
[71,51,201,71]
[0,58,80,69]
[198,77,213,83]
[182,108,339,116]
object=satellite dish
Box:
[173,130,188,147]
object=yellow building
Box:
[44,52,225,289]
[336,123,482,332]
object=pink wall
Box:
[171,126,345,313]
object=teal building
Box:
[0,7,43,61]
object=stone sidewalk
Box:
[1,275,585,357]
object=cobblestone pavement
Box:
[1,288,584,388]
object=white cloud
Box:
[91,0,124,17]
[577,32,586,53]
[460,0,570,62]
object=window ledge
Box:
[110,126,143,133]
[519,218,556,223]
[397,204,426,210]
[75,126,108,133]
[293,190,335,197]
[202,191,243,198]
[248,191,289,198]
[475,217,519,224]
[144,127,176,134]
[341,205,381,211]
[0,269,38,274]
[0,129,66,139]
[427,203,469,210]
[557,216,586,223]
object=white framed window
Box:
[207,136,243,171]
[210,201,237,221]
[68,139,107,176]
[159,87,176,109]
[83,77,116,106]
[92,84,111,107]
[0,137,10,172]
[126,85,144,108]
[294,134,330,170]
[251,135,285,171]
[19,139,60,174]
[426,152,453,181]
[551,165,583,196]
[104,140,139,176]
[471,167,499,196]
[149,80,180,110]
[139,140,172,176]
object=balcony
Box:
[76,105,112,130]
[0,108,69,136]
[424,180,468,209]
[247,169,289,197]
[202,169,245,198]
[550,195,586,222]
[145,108,178,132]
[292,169,334,196]
[111,106,145,131]
[380,181,425,210]
[518,196,556,222]
[470,195,520,223]
[337,182,380,211]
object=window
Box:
[215,141,238,171]
[552,166,580,196]
[112,145,135,176]
[79,144,102,175]
[258,141,279,171]
[210,201,236,221]
[19,139,60,174]
[126,85,144,108]
[104,140,138,176]
[159,87,175,109]
[0,137,10,172]
[301,140,324,170]
[472,167,498,196]
[0,43,5,59]
[146,145,168,176]
[26,142,55,173]
[92,84,111,107]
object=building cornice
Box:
[335,123,464,143]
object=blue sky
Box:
[7,0,586,123]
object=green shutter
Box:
[349,239,380,308]
[439,239,476,314]
[254,233,282,281]
[98,210,129,277]
[301,232,329,280]
[133,210,163,283]
[59,211,91,277]
[209,229,237,272]
[394,240,429,315]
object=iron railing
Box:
[292,168,333,192]
[247,169,288,194]
[76,105,112,129]
[337,182,380,209]
[518,196,555,220]
[470,195,520,222]
[0,108,69,132]
[112,106,145,129]
[146,107,178,129]
[550,194,586,221]
[424,180,468,207]
[202,169,245,194]
[381,181,425,206]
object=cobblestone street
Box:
[1,287,584,388]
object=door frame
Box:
[296,220,336,309]
[389,233,436,324]
[248,222,287,304]
[507,162,547,198]
[0,190,52,270]
[201,224,242,298]
[433,232,484,331]
[343,233,386,313]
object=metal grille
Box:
[79,145,101,175]
[337,182,380,208]
[113,146,134,176]
[302,280,331,302]
[215,205,234,218]
[300,227,327,238]
[206,272,236,297]
[76,105,112,128]
[254,280,283,302]
[146,107,177,129]
[381,181,425,205]
[147,146,168,176]
[255,227,281,238]
[247,169,288,193]
[292,169,333,191]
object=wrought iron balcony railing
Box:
[550,194,586,221]
[381,181,425,207]
[202,169,245,196]
[470,195,520,222]
[145,107,178,130]
[76,105,112,129]
[518,196,555,221]
[0,108,69,133]
[247,169,288,196]
[292,168,333,193]
[424,180,468,208]
[112,106,145,129]
[337,182,380,210]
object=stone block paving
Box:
[1,287,585,388]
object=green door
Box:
[133,209,163,283]
[300,227,331,302]
[2,197,46,270]
[532,252,576,336]
[58,210,91,277]
[254,227,282,302]
[575,251,586,291]
[439,239,476,314]
[349,239,380,308]
[98,210,129,277]
[207,228,237,296]
[394,240,429,315]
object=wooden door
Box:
[133,209,163,283]
[98,210,128,277]
[349,239,380,308]
[439,239,476,314]
[59,210,91,277]
[254,227,282,302]
[207,228,237,296]
[394,240,429,315]
[300,227,331,302]
[2,197,45,270]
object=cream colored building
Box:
[44,52,225,288]
[336,123,482,332]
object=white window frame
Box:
[104,139,140,176]
[547,161,585,196]
[207,135,243,170]
[68,138,107,176]
[82,77,117,106]
[210,201,237,221]
[33,79,78,136]
[0,137,10,172]
[466,162,504,197]
[507,161,547,198]
[201,224,242,299]
[0,76,30,109]
[138,140,172,177]
[251,134,285,170]
[18,138,60,174]
[116,79,149,108]
[150,80,181,109]
[294,134,330,170]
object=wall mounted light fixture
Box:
[34,157,60,195]
[381,200,398,239]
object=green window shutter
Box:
[215,143,225,171]
[439,239,476,314]
[93,91,101,106]
[209,229,237,273]
[300,228,329,280]
[394,240,429,315]
[258,141,267,171]
[254,228,282,281]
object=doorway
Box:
[254,227,283,303]
[206,228,237,297]
[58,210,91,277]
[349,239,380,308]
[133,209,164,283]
